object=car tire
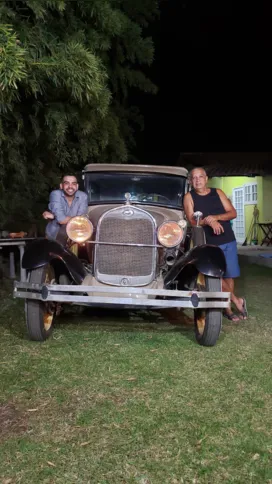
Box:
[194,274,222,346]
[26,265,55,341]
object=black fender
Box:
[164,244,226,288]
[22,238,86,285]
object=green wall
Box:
[262,176,272,222]
[208,176,263,243]
[208,177,223,189]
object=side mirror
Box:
[193,211,203,227]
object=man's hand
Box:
[204,215,218,225]
[211,222,224,235]
[204,216,224,235]
[43,211,54,220]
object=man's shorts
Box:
[219,240,240,279]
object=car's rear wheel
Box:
[26,264,56,341]
[194,272,222,346]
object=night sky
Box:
[136,0,272,166]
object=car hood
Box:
[87,204,184,227]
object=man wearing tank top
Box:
[184,167,248,321]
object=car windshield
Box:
[84,172,186,208]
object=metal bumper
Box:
[14,281,230,309]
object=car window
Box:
[84,173,186,208]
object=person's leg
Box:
[56,225,68,245]
[222,278,247,319]
[220,241,248,320]
[222,278,240,321]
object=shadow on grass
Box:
[54,306,197,342]
[54,308,227,346]
[62,307,227,345]
[0,293,198,343]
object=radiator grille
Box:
[95,207,156,285]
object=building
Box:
[179,152,272,244]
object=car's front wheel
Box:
[26,264,56,341]
[194,273,222,346]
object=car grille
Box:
[95,206,156,286]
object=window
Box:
[244,183,257,204]
[84,172,187,208]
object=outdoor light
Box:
[66,216,93,243]
[157,221,184,248]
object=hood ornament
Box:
[124,192,132,205]
[193,211,203,227]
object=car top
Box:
[83,164,188,178]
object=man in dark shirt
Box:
[43,174,88,239]
[184,167,248,321]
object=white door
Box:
[232,188,245,243]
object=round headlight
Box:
[157,221,184,248]
[66,216,93,243]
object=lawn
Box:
[0,262,272,484]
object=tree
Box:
[0,0,158,227]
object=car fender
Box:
[22,238,86,284]
[164,245,226,288]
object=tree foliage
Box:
[0,0,158,227]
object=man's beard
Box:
[63,189,76,197]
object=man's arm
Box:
[183,192,224,235]
[205,189,237,225]
[58,216,72,225]
[183,193,206,226]
[76,192,88,216]
[48,190,72,225]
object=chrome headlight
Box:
[66,216,93,243]
[157,221,184,248]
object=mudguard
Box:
[164,244,226,288]
[22,238,86,285]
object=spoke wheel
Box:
[26,265,56,341]
[194,273,222,346]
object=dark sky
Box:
[136,0,272,165]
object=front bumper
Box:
[14,281,230,309]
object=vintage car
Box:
[14,164,230,346]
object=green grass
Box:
[0,262,272,483]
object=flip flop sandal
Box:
[238,297,248,319]
[222,311,240,322]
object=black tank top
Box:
[190,188,236,245]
